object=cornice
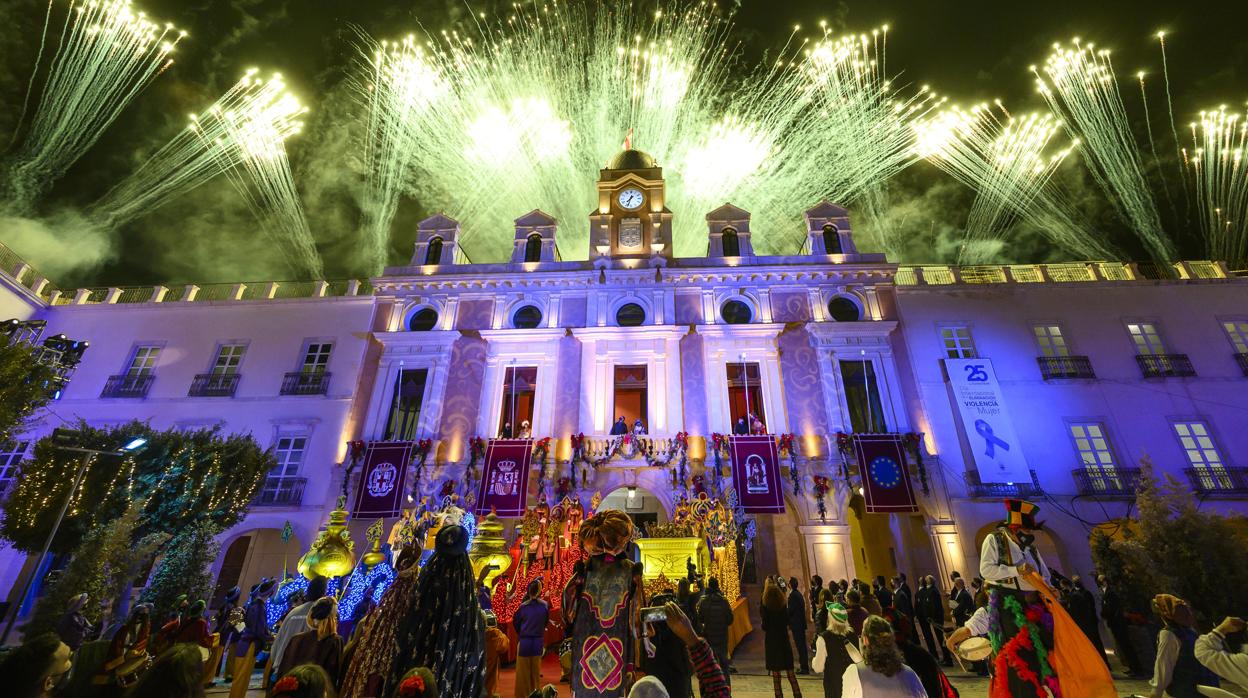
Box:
[806,320,899,343]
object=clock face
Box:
[617,188,644,210]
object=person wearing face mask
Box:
[1,632,73,698]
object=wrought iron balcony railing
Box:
[1184,467,1248,496]
[188,373,240,397]
[254,477,306,506]
[1235,352,1248,377]
[964,469,1043,498]
[280,371,330,396]
[1135,354,1196,378]
[1072,467,1142,498]
[101,374,154,398]
[1037,355,1096,379]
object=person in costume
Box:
[229,578,276,698]
[1147,594,1232,698]
[212,585,242,678]
[813,601,862,698]
[93,603,153,696]
[56,593,94,652]
[562,509,640,698]
[339,542,423,698]
[979,498,1056,698]
[385,524,485,698]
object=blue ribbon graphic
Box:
[974,419,1010,458]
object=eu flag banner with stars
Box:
[853,434,919,514]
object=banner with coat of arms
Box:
[352,441,414,518]
[853,434,919,514]
[729,435,785,513]
[476,438,534,517]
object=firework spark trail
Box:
[90,70,320,277]
[1034,39,1174,262]
[912,103,1114,262]
[1185,106,1248,262]
[1136,71,1179,223]
[355,4,937,268]
[6,0,183,210]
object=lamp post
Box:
[0,430,147,644]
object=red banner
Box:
[476,438,533,517]
[730,435,785,513]
[853,434,918,514]
[352,441,413,518]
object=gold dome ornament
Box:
[297,496,358,579]
[362,518,386,568]
[468,509,513,588]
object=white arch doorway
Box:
[600,485,669,532]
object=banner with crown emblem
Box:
[853,434,919,514]
[730,435,785,513]
[476,438,534,517]
[352,441,414,518]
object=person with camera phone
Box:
[633,601,730,698]
[1196,616,1248,691]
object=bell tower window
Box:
[524,233,543,263]
[424,236,444,265]
[721,228,740,257]
[822,225,841,254]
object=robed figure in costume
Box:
[979,499,1058,698]
[562,509,642,698]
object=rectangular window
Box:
[126,346,161,376]
[726,362,765,433]
[498,366,537,437]
[1069,422,1122,491]
[384,368,429,441]
[940,326,977,359]
[612,365,648,433]
[270,435,307,478]
[301,342,333,374]
[840,360,887,433]
[0,440,29,483]
[1223,320,1248,354]
[1126,322,1167,355]
[1033,325,1070,357]
[1173,421,1231,489]
[211,344,246,376]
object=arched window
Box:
[827,297,861,322]
[721,228,740,257]
[424,236,444,265]
[409,307,439,331]
[822,224,842,254]
[512,305,543,329]
[616,303,646,326]
[720,299,753,325]
[524,233,543,263]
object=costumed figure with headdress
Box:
[385,524,485,698]
[212,585,242,678]
[562,509,642,698]
[230,578,276,698]
[980,499,1058,698]
[93,603,153,695]
[57,592,94,651]
[339,541,424,698]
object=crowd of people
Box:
[7,497,1248,698]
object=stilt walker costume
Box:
[979,499,1059,698]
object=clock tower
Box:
[589,148,674,263]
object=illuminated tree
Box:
[140,519,222,615]
[0,341,59,443]
[0,420,275,554]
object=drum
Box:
[956,636,993,661]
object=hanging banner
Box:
[730,435,785,513]
[945,358,1031,484]
[352,441,414,518]
[853,434,919,514]
[476,438,534,517]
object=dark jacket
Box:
[642,595,692,698]
[893,584,914,618]
[916,584,944,622]
[609,419,628,435]
[875,585,894,609]
[900,640,958,698]
[786,589,808,630]
[818,630,859,698]
[951,587,974,627]
[278,629,344,685]
[696,590,734,650]
[761,604,794,671]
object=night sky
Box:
[2,0,1246,286]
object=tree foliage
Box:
[1091,461,1248,624]
[0,341,58,443]
[1,420,276,554]
[139,519,222,615]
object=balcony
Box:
[964,469,1043,498]
[1135,354,1196,378]
[280,371,331,396]
[1235,353,1248,377]
[1072,467,1143,498]
[188,373,240,397]
[254,477,306,506]
[1037,355,1096,380]
[1184,467,1248,497]
[101,374,154,398]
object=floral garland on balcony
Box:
[813,475,831,521]
[834,432,852,479]
[709,433,728,497]
[902,432,930,495]
[571,432,688,475]
[465,436,486,499]
[778,433,801,495]
[691,473,707,497]
[555,476,574,501]
[412,438,434,485]
[533,437,553,499]
[341,439,367,496]
[668,432,690,495]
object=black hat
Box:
[251,577,276,598]
[434,524,469,555]
[224,586,241,603]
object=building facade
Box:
[2,149,1247,610]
